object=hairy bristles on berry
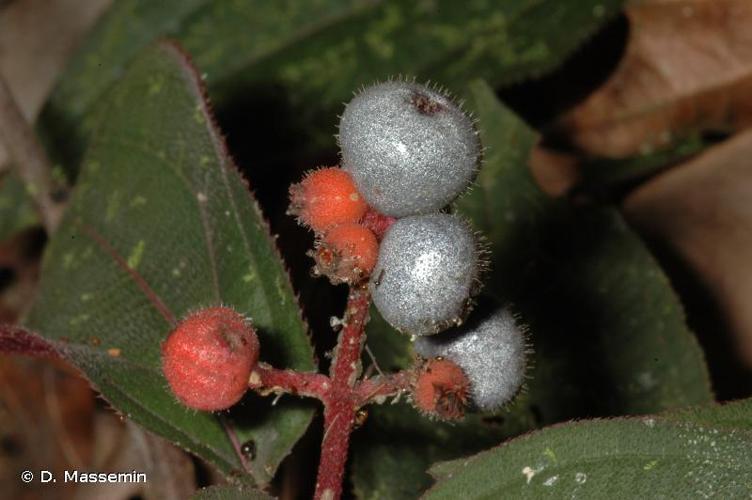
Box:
[161,307,259,411]
[370,214,481,336]
[309,223,378,284]
[470,232,491,296]
[288,166,367,233]
[412,357,470,420]
[338,80,481,217]
[414,306,528,412]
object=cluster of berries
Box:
[288,167,384,284]
[293,80,528,418]
[159,81,528,420]
[291,82,482,333]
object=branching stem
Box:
[247,283,413,500]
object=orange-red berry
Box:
[161,307,259,411]
[413,357,470,420]
[288,167,368,233]
[311,223,378,284]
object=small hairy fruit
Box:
[370,214,480,335]
[288,167,367,233]
[413,357,470,420]
[161,307,259,411]
[339,80,480,217]
[311,223,378,284]
[414,306,527,412]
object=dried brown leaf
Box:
[0,355,95,499]
[528,142,582,197]
[560,0,752,158]
[0,352,196,499]
[74,420,197,500]
[624,129,752,365]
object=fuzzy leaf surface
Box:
[25,43,315,482]
[425,406,752,499]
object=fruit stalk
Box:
[248,364,331,400]
[313,284,369,500]
[354,370,412,406]
[244,283,411,499]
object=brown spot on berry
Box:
[411,91,444,115]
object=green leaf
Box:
[25,42,315,483]
[352,81,713,499]
[666,398,752,432]
[0,171,39,241]
[41,0,624,167]
[192,484,274,500]
[458,80,713,415]
[352,400,536,500]
[424,414,752,499]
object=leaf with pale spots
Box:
[425,399,752,499]
[25,43,315,483]
[40,0,623,169]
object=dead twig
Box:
[0,72,66,233]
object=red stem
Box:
[247,283,412,500]
[0,324,61,359]
[354,371,413,407]
[249,363,331,400]
[314,283,370,500]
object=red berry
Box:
[311,223,378,284]
[413,358,470,420]
[288,167,368,233]
[161,307,259,411]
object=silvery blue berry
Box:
[370,214,479,335]
[414,306,527,412]
[338,81,481,217]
